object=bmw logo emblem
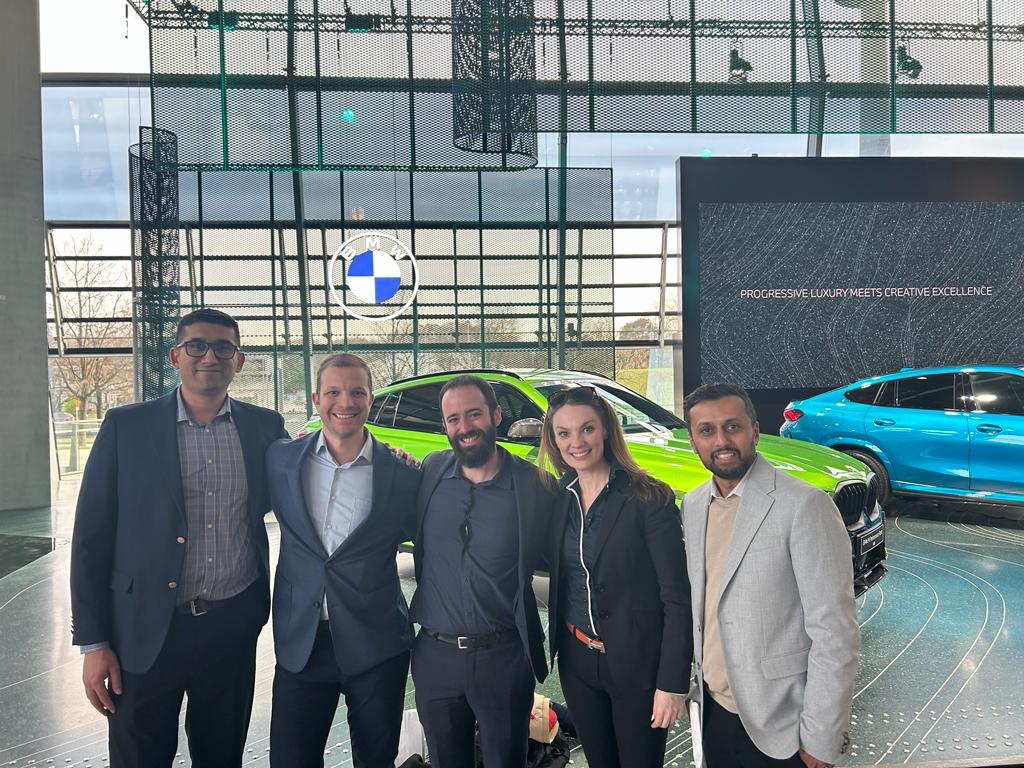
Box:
[328,232,420,321]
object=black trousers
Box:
[107,579,267,768]
[703,686,804,768]
[556,627,668,768]
[269,622,411,768]
[411,629,534,768]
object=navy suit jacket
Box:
[414,450,556,683]
[267,431,421,676]
[70,390,287,674]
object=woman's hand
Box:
[651,689,684,728]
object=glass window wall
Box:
[42,86,151,220]
[39,0,148,74]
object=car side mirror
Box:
[507,418,543,442]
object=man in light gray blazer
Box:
[681,383,858,768]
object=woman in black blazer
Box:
[539,386,693,768]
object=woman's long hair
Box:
[538,390,674,506]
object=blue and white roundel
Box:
[346,249,402,304]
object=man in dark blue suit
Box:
[70,308,288,767]
[266,353,421,768]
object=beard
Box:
[450,423,498,468]
[702,446,756,480]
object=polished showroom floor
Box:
[1,483,1023,768]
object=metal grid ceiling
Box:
[141,0,1024,172]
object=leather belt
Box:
[175,593,238,616]
[175,578,265,617]
[566,620,605,652]
[423,628,518,650]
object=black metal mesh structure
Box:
[140,0,1024,172]
[129,128,181,400]
[452,0,538,166]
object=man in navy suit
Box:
[70,308,288,767]
[266,353,421,768]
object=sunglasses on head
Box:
[547,386,599,408]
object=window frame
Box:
[390,383,444,434]
[965,371,1024,416]
[893,373,958,411]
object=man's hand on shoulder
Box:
[387,444,421,469]
[799,748,833,768]
[82,647,122,715]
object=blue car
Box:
[780,365,1024,505]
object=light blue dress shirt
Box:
[301,430,375,619]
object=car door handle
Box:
[976,423,1003,435]
[873,418,896,426]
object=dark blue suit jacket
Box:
[267,431,421,676]
[70,390,287,674]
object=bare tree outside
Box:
[49,235,134,419]
[48,236,134,471]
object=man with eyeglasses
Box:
[71,307,288,767]
[409,374,556,768]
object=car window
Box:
[491,383,544,439]
[534,381,684,433]
[372,392,399,427]
[968,372,1024,416]
[895,374,956,410]
[392,384,444,433]
[845,382,882,404]
[874,381,896,407]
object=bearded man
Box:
[409,374,556,768]
[681,383,858,768]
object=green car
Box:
[298,369,886,594]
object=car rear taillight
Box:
[783,408,804,422]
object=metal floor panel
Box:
[1,485,1022,767]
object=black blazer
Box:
[414,449,556,682]
[266,431,421,676]
[70,391,287,674]
[547,475,693,692]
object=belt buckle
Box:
[457,636,470,650]
[189,599,207,617]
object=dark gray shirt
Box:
[176,388,259,604]
[411,449,519,635]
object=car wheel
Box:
[845,449,892,506]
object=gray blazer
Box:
[683,453,858,765]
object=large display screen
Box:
[679,158,1024,392]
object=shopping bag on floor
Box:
[397,707,427,765]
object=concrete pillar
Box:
[0,0,50,512]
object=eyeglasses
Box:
[547,386,599,408]
[176,339,240,360]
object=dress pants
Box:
[556,626,668,768]
[107,578,267,768]
[270,621,411,768]
[411,629,534,768]
[702,685,804,768]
